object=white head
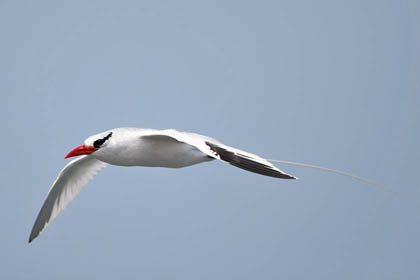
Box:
[64,130,115,159]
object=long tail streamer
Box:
[267,159,401,197]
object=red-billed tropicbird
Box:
[29,127,388,243]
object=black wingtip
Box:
[285,175,298,180]
[28,233,36,243]
[205,141,297,179]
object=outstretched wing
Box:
[29,156,108,243]
[142,129,296,179]
[205,141,296,179]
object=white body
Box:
[90,128,215,167]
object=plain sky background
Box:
[1,0,419,279]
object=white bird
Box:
[28,127,296,243]
[29,127,390,243]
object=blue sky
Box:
[1,1,419,279]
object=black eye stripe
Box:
[93,139,104,148]
[104,132,113,141]
[93,132,113,149]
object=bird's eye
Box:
[93,132,113,149]
[93,139,103,149]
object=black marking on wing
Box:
[205,142,295,179]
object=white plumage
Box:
[29,128,295,243]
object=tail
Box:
[267,159,402,197]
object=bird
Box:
[28,127,297,243]
[29,127,393,243]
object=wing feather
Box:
[29,156,108,243]
[205,142,296,179]
[142,129,296,179]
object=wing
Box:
[204,141,296,179]
[142,129,296,179]
[29,156,108,243]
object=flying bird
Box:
[29,127,388,243]
[29,128,297,242]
